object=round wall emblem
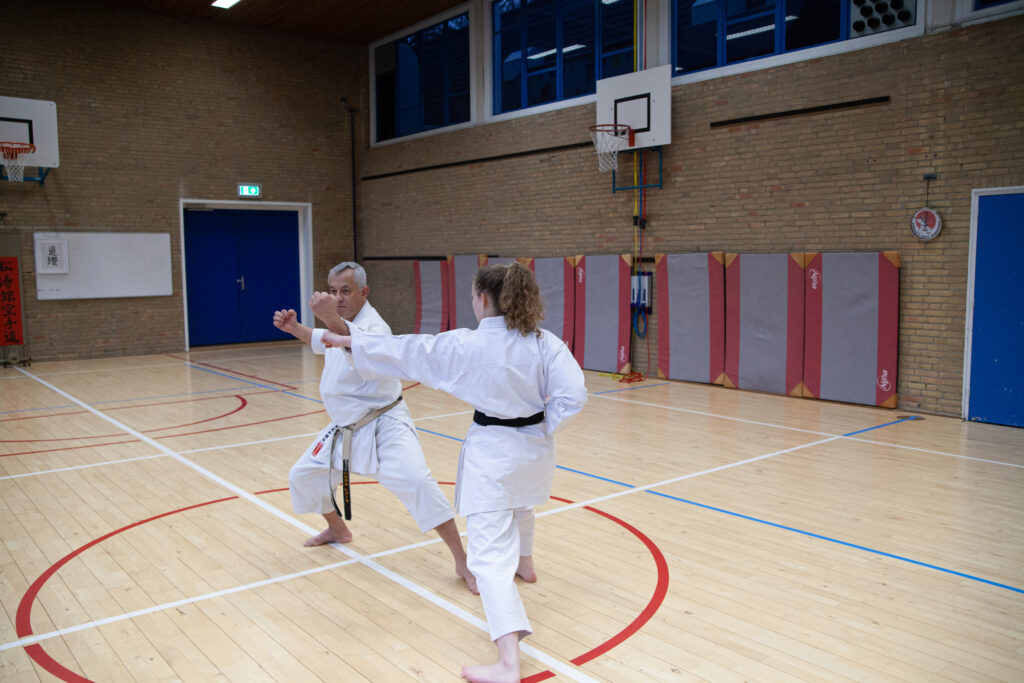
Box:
[911,207,942,241]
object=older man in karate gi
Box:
[273,261,476,593]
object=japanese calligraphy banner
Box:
[0,257,24,346]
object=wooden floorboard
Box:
[1,341,1022,681]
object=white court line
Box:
[0,408,475,482]
[842,436,1024,468]
[593,393,836,437]
[0,530,584,680]
[2,422,845,657]
[541,435,844,518]
[0,432,322,481]
[593,393,1022,469]
[12,368,596,683]
[1,348,308,380]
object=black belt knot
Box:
[473,410,545,428]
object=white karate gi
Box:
[288,301,454,534]
[349,315,587,640]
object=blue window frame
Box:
[974,0,1016,7]
[375,13,470,142]
[674,1,920,76]
[493,0,634,115]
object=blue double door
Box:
[184,209,300,346]
[968,191,1024,428]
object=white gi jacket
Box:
[311,301,413,474]
[349,315,587,515]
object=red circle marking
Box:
[0,395,249,443]
[18,490,668,682]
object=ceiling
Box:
[103,0,468,45]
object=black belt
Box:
[472,410,545,428]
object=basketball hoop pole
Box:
[611,146,663,193]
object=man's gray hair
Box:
[328,261,367,288]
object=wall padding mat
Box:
[484,257,518,266]
[655,252,725,384]
[521,256,575,346]
[803,251,900,407]
[724,253,805,396]
[413,260,449,334]
[446,254,483,330]
[573,254,632,373]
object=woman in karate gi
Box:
[322,263,587,683]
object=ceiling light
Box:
[211,0,243,8]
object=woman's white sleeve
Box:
[542,337,587,435]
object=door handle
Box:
[236,276,245,291]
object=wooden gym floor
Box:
[1,341,1022,682]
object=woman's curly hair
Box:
[474,262,544,337]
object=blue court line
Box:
[418,416,1023,594]
[555,415,1023,594]
[646,489,1023,594]
[592,382,670,395]
[184,364,323,404]
[415,427,466,443]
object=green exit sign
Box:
[238,184,262,198]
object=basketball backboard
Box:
[0,96,59,169]
[595,64,672,151]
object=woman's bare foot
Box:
[516,555,537,582]
[461,661,519,683]
[462,633,520,683]
[303,527,353,546]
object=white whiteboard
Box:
[34,232,173,300]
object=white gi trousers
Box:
[289,414,454,533]
[466,507,535,641]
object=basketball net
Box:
[589,125,632,173]
[1,142,36,183]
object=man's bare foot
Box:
[461,661,519,683]
[303,527,353,546]
[516,555,537,583]
[457,563,479,594]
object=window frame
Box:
[670,0,925,87]
[489,0,637,117]
[957,0,1024,24]
[369,2,476,146]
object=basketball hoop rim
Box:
[0,141,35,160]
[589,124,634,147]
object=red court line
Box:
[156,409,323,439]
[17,488,667,683]
[0,390,279,425]
[17,496,236,683]
[167,354,298,390]
[1,408,323,458]
[2,439,141,458]
[0,396,250,443]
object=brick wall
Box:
[5,2,1022,417]
[2,1,362,360]
[360,17,1024,417]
